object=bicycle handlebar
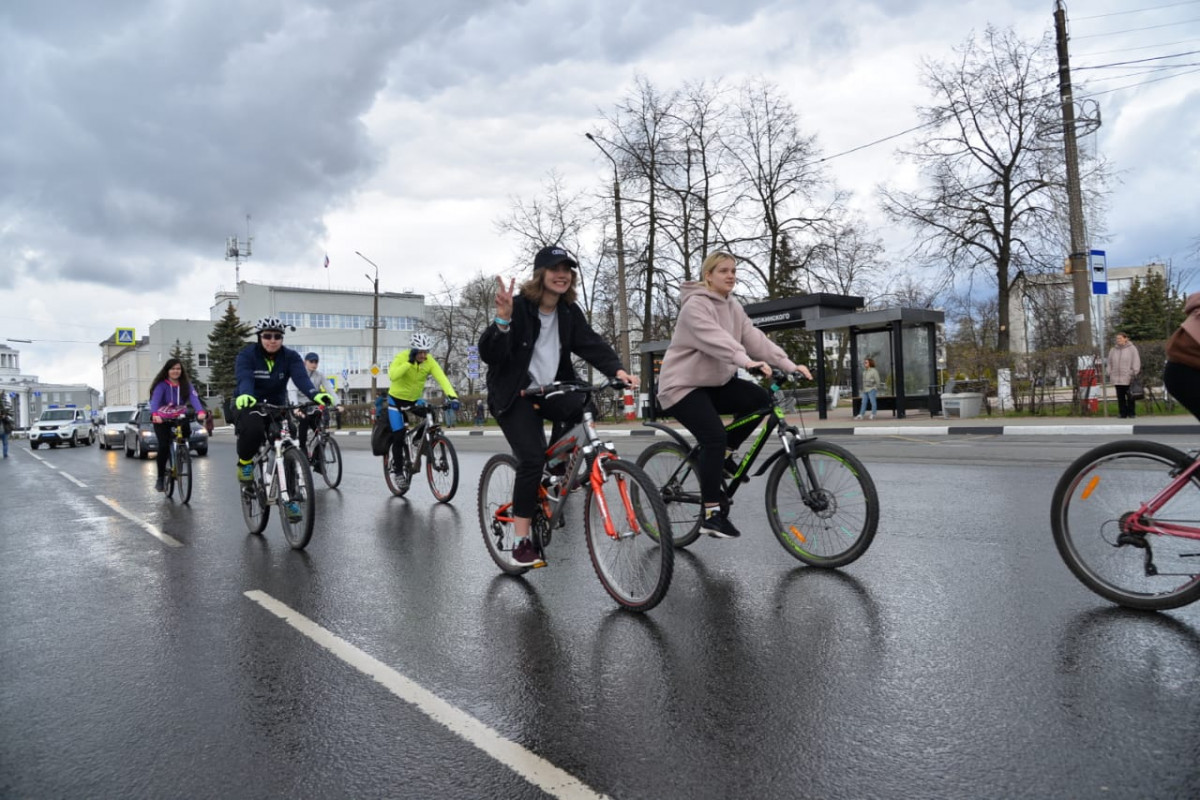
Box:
[749,365,809,384]
[522,377,631,399]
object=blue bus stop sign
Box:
[1090,249,1108,295]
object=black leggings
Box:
[664,378,771,505]
[1164,362,1200,422]
[153,420,189,477]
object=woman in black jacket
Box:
[479,246,637,567]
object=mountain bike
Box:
[239,402,317,550]
[637,368,878,568]
[163,413,195,504]
[477,379,674,612]
[382,403,459,503]
[300,403,342,489]
[1051,439,1200,610]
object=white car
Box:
[97,405,138,450]
[29,407,95,449]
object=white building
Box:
[1,343,101,428]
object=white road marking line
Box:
[95,495,183,548]
[60,472,88,488]
[244,590,610,800]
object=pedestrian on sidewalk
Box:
[1,408,13,457]
[855,358,881,420]
[1107,332,1142,419]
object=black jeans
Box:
[664,378,771,505]
[1164,362,1200,422]
[297,406,324,451]
[495,396,579,518]
[1115,384,1136,418]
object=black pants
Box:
[664,378,771,505]
[1115,384,1136,418]
[388,398,425,469]
[297,406,324,451]
[1164,362,1200,421]
[495,396,580,518]
[153,420,189,477]
[235,411,268,461]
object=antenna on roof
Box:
[225,214,254,283]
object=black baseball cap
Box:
[533,246,578,271]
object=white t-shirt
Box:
[528,308,560,386]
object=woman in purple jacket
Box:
[148,358,206,492]
[657,251,812,540]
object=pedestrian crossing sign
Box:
[115,328,136,346]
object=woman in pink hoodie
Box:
[656,251,812,540]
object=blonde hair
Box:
[520,266,578,305]
[701,250,736,289]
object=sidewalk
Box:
[254,403,1198,439]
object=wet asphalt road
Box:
[2,433,1199,799]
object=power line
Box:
[809,120,941,166]
[1075,48,1200,69]
[1079,64,1200,97]
[1076,36,1200,56]
[1074,0,1200,21]
[1074,17,1200,39]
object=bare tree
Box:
[879,26,1066,352]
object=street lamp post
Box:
[355,251,382,395]
[585,133,631,372]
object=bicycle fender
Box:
[753,448,789,477]
[642,421,690,449]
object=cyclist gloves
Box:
[313,392,334,406]
[235,394,257,410]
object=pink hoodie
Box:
[656,282,800,410]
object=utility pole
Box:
[585,133,632,372]
[1055,0,1093,349]
[355,251,382,395]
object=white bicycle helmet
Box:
[410,332,433,350]
[255,317,286,334]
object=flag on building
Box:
[323,254,330,269]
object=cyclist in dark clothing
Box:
[479,246,637,567]
[233,317,333,482]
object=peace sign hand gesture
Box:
[495,275,515,321]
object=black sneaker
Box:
[154,476,165,492]
[310,456,323,474]
[511,537,545,567]
[700,509,741,539]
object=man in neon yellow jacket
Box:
[386,332,459,482]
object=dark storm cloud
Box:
[0,0,496,290]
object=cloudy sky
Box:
[3,0,1198,391]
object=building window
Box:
[197,353,209,367]
[311,314,331,329]
[281,312,304,329]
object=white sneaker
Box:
[853,415,862,420]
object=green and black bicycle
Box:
[636,368,879,567]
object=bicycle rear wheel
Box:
[315,435,342,488]
[175,443,192,505]
[1051,439,1200,610]
[765,440,878,568]
[278,446,315,550]
[425,434,459,503]
[477,453,530,575]
[583,459,674,612]
[382,448,412,497]
[636,441,703,547]
[241,461,270,535]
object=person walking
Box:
[855,358,881,420]
[474,398,485,426]
[1,407,13,458]
[1107,332,1142,419]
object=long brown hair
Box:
[520,266,578,306]
[149,358,193,400]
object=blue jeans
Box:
[862,390,878,416]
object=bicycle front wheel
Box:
[175,443,192,505]
[583,459,674,612]
[765,440,879,568]
[425,435,459,503]
[278,446,315,550]
[315,435,342,488]
[636,441,703,547]
[241,462,270,535]
[1051,440,1200,610]
[477,453,530,575]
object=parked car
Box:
[29,406,94,449]
[124,406,209,459]
[97,405,138,450]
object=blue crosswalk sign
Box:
[115,327,136,346]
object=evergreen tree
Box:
[1113,273,1184,342]
[207,303,252,403]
